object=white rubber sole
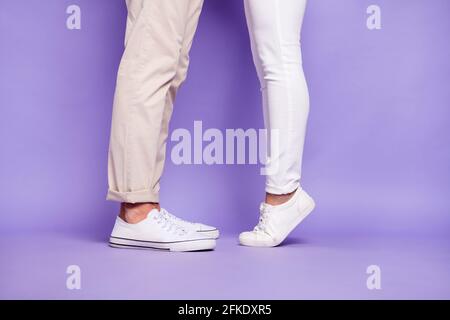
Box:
[109,236,216,252]
[239,195,315,248]
[197,229,220,239]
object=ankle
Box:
[119,202,160,224]
[265,189,296,206]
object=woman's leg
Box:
[108,0,204,221]
[240,0,314,247]
[244,0,309,200]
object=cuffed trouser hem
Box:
[265,181,300,196]
[106,189,159,204]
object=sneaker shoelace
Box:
[160,208,194,226]
[254,204,271,234]
[153,210,187,235]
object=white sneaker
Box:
[239,188,315,247]
[109,209,216,252]
[160,208,220,239]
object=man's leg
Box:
[107,0,190,206]
[119,0,205,224]
[107,1,217,251]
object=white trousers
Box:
[245,0,310,195]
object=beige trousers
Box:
[107,0,204,203]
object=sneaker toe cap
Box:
[239,231,276,247]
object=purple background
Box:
[0,0,449,299]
